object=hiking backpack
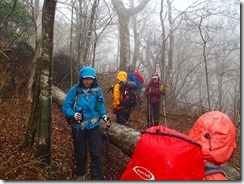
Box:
[107,81,138,108]
[133,71,144,84]
[188,111,236,166]
[120,125,205,180]
[119,81,138,108]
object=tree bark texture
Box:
[83,0,98,66]
[111,0,150,70]
[36,0,57,164]
[19,59,41,150]
[159,0,166,83]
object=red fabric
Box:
[188,111,236,166]
[144,81,165,103]
[121,126,205,180]
[133,71,145,84]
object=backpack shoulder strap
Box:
[74,86,99,104]
[76,87,99,97]
[119,81,125,88]
[205,162,226,176]
[119,82,127,94]
[90,87,99,97]
[71,85,79,110]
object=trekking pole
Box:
[147,87,151,128]
[105,85,113,96]
[105,125,109,180]
[162,100,167,127]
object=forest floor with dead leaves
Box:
[0,93,241,180]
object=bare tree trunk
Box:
[76,1,84,67]
[130,0,140,68]
[166,0,173,75]
[144,37,153,76]
[27,0,41,102]
[118,14,130,70]
[111,0,150,70]
[27,40,41,101]
[35,0,57,164]
[166,0,173,97]
[19,58,41,149]
[83,0,98,66]
[159,0,166,83]
[69,0,74,87]
[198,17,211,111]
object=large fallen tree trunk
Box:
[52,86,140,157]
[52,86,240,180]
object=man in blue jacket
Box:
[62,66,111,180]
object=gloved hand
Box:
[102,115,111,128]
[159,85,163,92]
[74,113,82,121]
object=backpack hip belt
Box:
[71,117,98,128]
[82,117,98,124]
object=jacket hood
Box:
[128,65,135,72]
[79,66,96,79]
[152,72,160,79]
[117,71,127,82]
[188,111,236,165]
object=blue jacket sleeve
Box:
[62,86,77,119]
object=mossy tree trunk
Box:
[35,0,57,164]
[19,58,41,150]
[20,0,57,165]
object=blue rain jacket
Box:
[62,66,107,130]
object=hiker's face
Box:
[152,78,159,83]
[82,78,94,88]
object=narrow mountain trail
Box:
[0,96,240,180]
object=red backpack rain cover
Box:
[188,111,236,166]
[120,126,205,180]
[133,71,145,84]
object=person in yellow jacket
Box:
[112,71,133,124]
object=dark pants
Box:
[72,125,103,180]
[147,102,160,127]
[136,86,142,105]
[114,107,132,124]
